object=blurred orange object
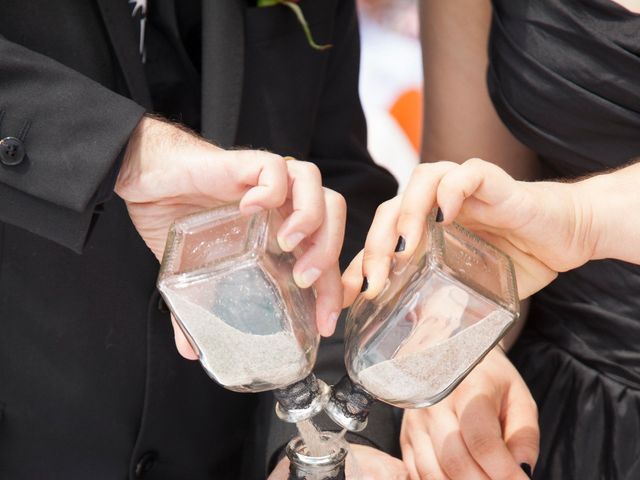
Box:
[390,88,423,152]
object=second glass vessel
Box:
[325,212,519,430]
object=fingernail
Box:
[520,463,532,478]
[360,277,369,293]
[242,205,263,216]
[280,232,305,251]
[325,311,339,335]
[435,207,444,223]
[394,236,406,253]
[296,267,321,288]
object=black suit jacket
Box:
[0,1,399,479]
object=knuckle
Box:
[439,450,469,478]
[375,198,396,216]
[297,160,322,180]
[420,470,446,480]
[414,162,439,179]
[397,210,421,224]
[325,188,347,210]
[362,248,394,264]
[464,157,487,168]
[466,432,500,458]
[436,160,459,170]
[272,152,287,167]
[293,214,322,235]
[513,427,541,455]
[415,162,431,174]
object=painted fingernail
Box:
[325,311,339,334]
[520,463,532,478]
[295,267,321,288]
[394,236,406,253]
[280,232,305,251]
[435,207,444,223]
[360,277,369,293]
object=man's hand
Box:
[268,443,409,479]
[115,116,346,358]
[400,348,539,480]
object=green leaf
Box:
[280,1,332,51]
[256,0,280,6]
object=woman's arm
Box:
[421,0,539,181]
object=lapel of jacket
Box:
[95,0,153,109]
[201,0,245,147]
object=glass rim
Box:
[286,432,348,468]
[157,203,268,283]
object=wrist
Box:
[115,115,181,202]
[114,115,151,200]
[570,172,614,262]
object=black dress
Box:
[488,1,640,478]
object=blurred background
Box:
[357,0,422,191]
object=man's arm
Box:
[0,35,145,252]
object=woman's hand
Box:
[400,348,539,480]
[116,116,346,358]
[343,158,596,305]
[268,443,409,480]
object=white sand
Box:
[168,295,306,389]
[358,310,511,405]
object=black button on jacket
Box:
[0,137,25,166]
[0,1,400,479]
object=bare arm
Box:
[420,0,539,181]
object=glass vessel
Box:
[286,433,347,480]
[325,211,519,431]
[157,204,321,400]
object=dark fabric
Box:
[200,0,245,147]
[0,35,144,251]
[488,1,640,478]
[96,0,153,109]
[143,0,202,130]
[0,1,399,479]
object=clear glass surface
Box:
[286,433,347,480]
[157,204,318,393]
[344,213,519,408]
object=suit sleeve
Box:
[257,0,402,474]
[0,36,145,252]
